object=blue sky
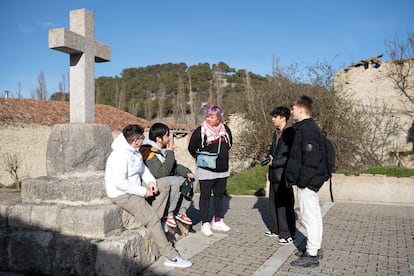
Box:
[1,0,413,99]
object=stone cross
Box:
[48,8,111,123]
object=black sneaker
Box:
[295,249,323,260]
[291,253,319,267]
[278,237,293,245]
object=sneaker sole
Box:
[295,250,323,260]
[163,261,192,268]
[279,242,293,246]
[211,227,230,232]
[166,223,177,228]
[290,261,319,267]
[176,218,192,225]
[200,231,213,237]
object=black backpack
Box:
[321,134,336,202]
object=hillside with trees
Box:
[92,61,266,124]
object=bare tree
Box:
[144,89,153,120]
[157,83,166,119]
[208,80,214,105]
[174,76,186,123]
[95,83,102,104]
[386,32,414,110]
[356,100,402,166]
[58,74,67,101]
[119,80,126,111]
[213,73,224,105]
[128,95,140,117]
[17,81,23,98]
[2,153,23,189]
[114,82,120,108]
[36,71,48,100]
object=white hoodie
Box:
[105,133,156,198]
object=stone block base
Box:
[0,229,159,275]
[3,203,122,239]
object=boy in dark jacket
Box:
[285,95,324,267]
[140,123,195,228]
[263,106,296,245]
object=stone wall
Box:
[0,124,51,185]
[318,174,414,205]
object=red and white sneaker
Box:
[166,216,177,228]
[175,213,193,225]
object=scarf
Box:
[201,120,231,146]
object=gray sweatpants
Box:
[162,176,198,216]
[110,178,177,259]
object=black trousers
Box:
[199,177,227,223]
[269,181,296,239]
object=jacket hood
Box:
[142,138,158,148]
[142,138,167,156]
[111,133,135,152]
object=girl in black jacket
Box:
[188,104,232,237]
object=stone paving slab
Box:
[145,194,414,276]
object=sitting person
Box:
[105,124,192,268]
[140,123,196,228]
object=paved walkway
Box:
[144,194,414,276]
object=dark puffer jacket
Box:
[188,125,232,173]
[285,118,326,192]
[267,125,295,184]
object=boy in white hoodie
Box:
[105,124,192,268]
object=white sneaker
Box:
[163,255,192,268]
[200,222,213,237]
[211,218,231,232]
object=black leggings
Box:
[199,177,227,223]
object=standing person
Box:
[188,104,233,237]
[105,124,192,268]
[263,106,296,245]
[285,96,325,267]
[140,122,196,228]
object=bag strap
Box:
[200,136,222,154]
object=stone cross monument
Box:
[48,8,111,123]
[46,9,113,175]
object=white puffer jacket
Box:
[105,133,156,198]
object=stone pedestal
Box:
[46,124,112,176]
[0,124,161,275]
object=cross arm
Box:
[95,41,111,63]
[48,28,85,54]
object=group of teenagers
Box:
[104,95,325,269]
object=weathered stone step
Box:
[1,203,122,239]
[21,172,109,205]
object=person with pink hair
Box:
[188,104,233,237]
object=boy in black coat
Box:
[285,95,324,267]
[263,106,296,245]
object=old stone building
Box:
[334,55,414,166]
